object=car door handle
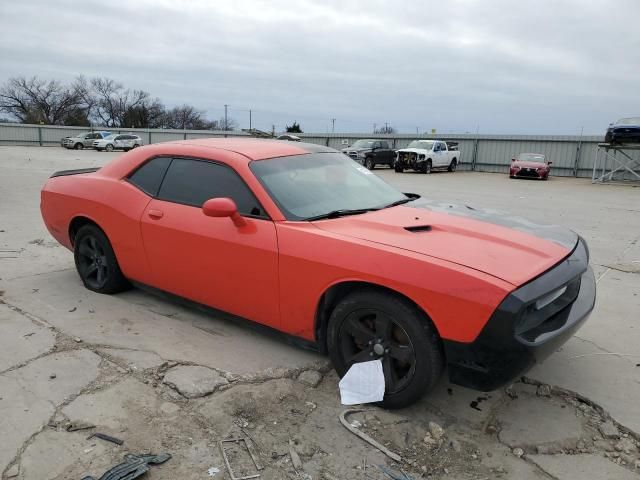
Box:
[148,209,164,219]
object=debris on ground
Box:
[338,360,385,405]
[428,421,445,440]
[162,365,228,398]
[289,439,303,471]
[87,432,124,445]
[599,420,621,439]
[340,409,402,462]
[297,369,323,387]
[207,466,221,477]
[5,464,19,478]
[80,453,171,480]
[512,447,524,458]
[220,437,263,479]
[66,421,95,432]
[536,384,552,397]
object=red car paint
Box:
[41,139,572,346]
[510,154,551,180]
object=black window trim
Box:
[125,155,271,221]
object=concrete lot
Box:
[0,146,638,479]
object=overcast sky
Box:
[1,0,638,134]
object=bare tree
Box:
[90,77,152,127]
[374,124,396,134]
[163,104,206,129]
[0,76,87,125]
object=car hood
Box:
[342,147,369,153]
[398,147,431,154]
[312,198,577,286]
[513,161,548,168]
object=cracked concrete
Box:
[1,146,639,479]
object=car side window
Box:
[127,157,172,197]
[157,158,265,217]
[380,141,389,149]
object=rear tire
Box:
[448,159,457,172]
[74,224,130,294]
[327,289,444,409]
[394,164,404,173]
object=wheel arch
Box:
[314,280,441,353]
[68,215,102,246]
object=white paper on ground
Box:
[338,359,385,405]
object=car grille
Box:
[516,168,539,178]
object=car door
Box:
[379,141,395,165]
[434,142,446,167]
[84,133,97,147]
[139,157,280,328]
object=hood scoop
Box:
[404,225,432,233]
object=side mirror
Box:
[511,158,516,162]
[202,197,246,227]
[547,161,553,165]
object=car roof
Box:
[160,138,335,161]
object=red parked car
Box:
[41,139,595,408]
[510,153,552,180]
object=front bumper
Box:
[511,167,547,179]
[443,238,595,391]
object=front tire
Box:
[327,289,444,409]
[105,144,114,152]
[422,160,432,174]
[74,143,84,150]
[365,157,375,170]
[74,225,130,294]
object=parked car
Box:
[341,139,396,169]
[510,153,551,180]
[277,134,301,141]
[604,117,640,144]
[395,140,458,173]
[61,131,111,149]
[40,139,595,408]
[93,134,143,152]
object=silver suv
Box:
[93,134,143,152]
[61,131,110,149]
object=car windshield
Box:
[350,140,375,148]
[517,153,545,162]
[250,153,408,221]
[103,134,117,140]
[616,117,640,125]
[407,140,434,149]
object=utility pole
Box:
[416,127,419,134]
[249,109,252,131]
[373,123,377,133]
[224,104,228,131]
[331,118,336,133]
[384,122,388,132]
[271,124,275,136]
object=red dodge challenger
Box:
[41,139,595,408]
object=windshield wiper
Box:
[382,196,418,209]
[306,208,379,221]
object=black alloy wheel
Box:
[74,224,130,294]
[327,290,444,409]
[365,157,375,170]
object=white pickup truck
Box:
[394,140,459,174]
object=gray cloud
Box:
[1,0,638,133]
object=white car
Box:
[395,140,459,174]
[93,134,143,152]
